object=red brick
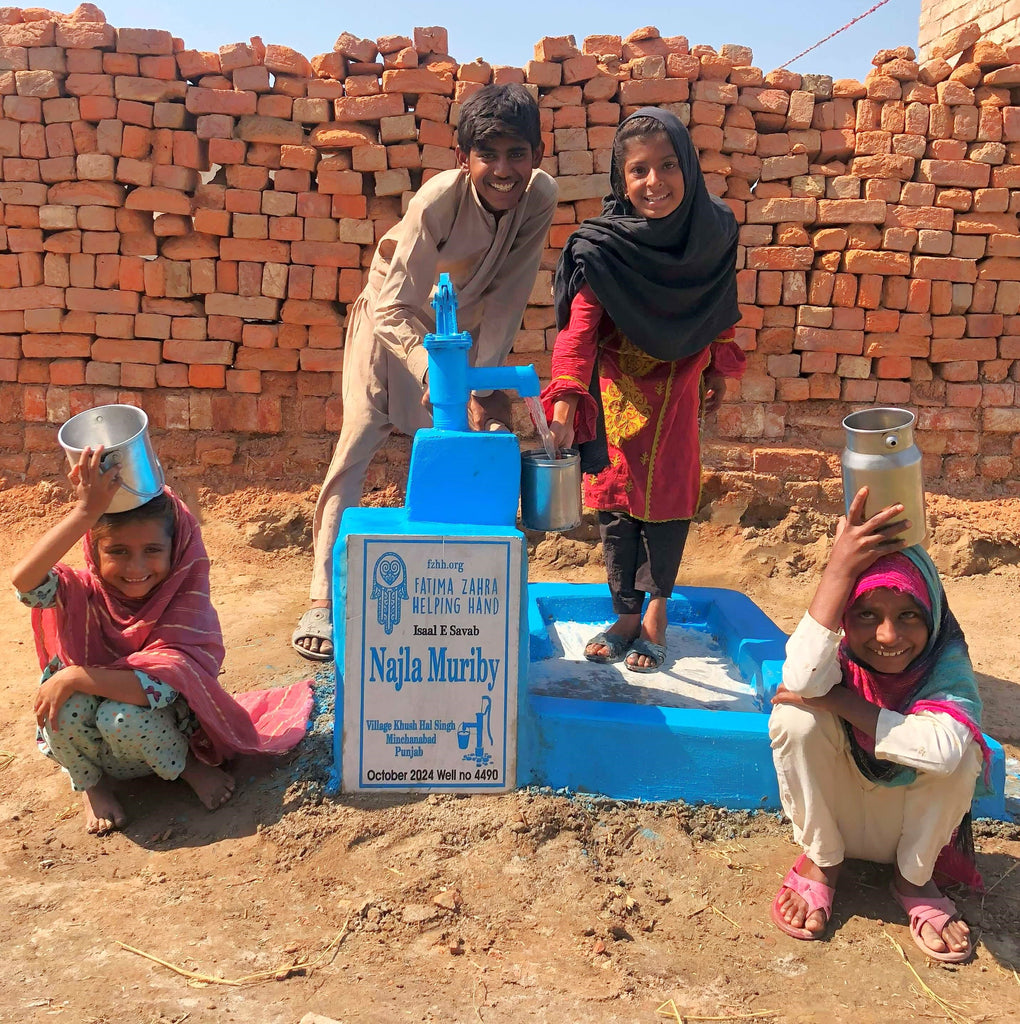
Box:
[618,79,689,105]
[113,363,153,389]
[746,198,816,223]
[226,369,261,393]
[21,333,92,358]
[744,246,815,272]
[116,27,174,55]
[843,250,911,275]
[234,347,299,371]
[62,288,138,314]
[205,293,280,320]
[332,93,405,124]
[280,298,343,325]
[912,256,978,282]
[863,333,930,357]
[176,49,221,80]
[274,324,306,349]
[0,20,56,47]
[816,199,887,224]
[308,122,377,148]
[930,337,997,361]
[217,238,290,263]
[917,159,991,188]
[848,154,915,179]
[287,241,359,268]
[956,212,1018,235]
[188,364,227,388]
[91,338,162,363]
[874,355,911,378]
[794,326,864,354]
[163,338,235,364]
[186,87,257,116]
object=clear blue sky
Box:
[92,0,921,83]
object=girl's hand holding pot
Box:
[70,446,122,520]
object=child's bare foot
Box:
[584,613,640,660]
[180,754,235,811]
[82,779,127,835]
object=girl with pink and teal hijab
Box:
[769,487,989,963]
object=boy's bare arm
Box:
[11,447,121,593]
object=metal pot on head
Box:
[841,407,926,547]
[57,404,165,514]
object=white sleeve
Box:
[874,708,974,775]
[781,611,843,697]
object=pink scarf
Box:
[839,551,987,768]
[841,555,933,727]
[33,489,312,765]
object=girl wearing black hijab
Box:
[541,108,742,672]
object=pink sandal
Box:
[889,884,973,964]
[770,853,835,940]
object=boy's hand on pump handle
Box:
[417,379,513,434]
[468,391,513,433]
[70,445,122,520]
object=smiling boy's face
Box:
[456,134,544,216]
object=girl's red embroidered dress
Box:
[542,283,745,522]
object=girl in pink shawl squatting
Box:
[769,487,989,964]
[12,446,312,836]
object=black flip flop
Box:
[583,630,634,664]
[625,638,667,673]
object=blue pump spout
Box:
[424,273,540,431]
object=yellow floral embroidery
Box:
[618,336,664,378]
[602,376,650,449]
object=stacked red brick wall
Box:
[1,8,1019,502]
[919,2,1019,64]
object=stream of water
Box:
[523,395,558,460]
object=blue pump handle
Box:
[432,273,459,336]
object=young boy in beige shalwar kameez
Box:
[294,84,557,660]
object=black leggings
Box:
[598,511,691,616]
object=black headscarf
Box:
[553,107,740,360]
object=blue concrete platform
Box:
[518,582,1007,820]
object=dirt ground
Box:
[2,475,1020,1024]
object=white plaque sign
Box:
[342,535,521,792]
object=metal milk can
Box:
[841,407,927,547]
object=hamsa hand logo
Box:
[370,551,408,635]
